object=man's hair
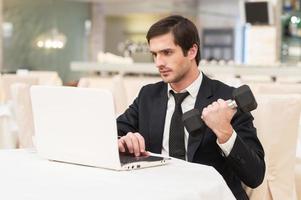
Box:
[146,15,200,65]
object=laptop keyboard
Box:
[119,153,164,165]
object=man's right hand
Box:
[118,132,148,157]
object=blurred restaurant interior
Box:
[0,0,296,83]
[1,0,301,199]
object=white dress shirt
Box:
[161,71,237,159]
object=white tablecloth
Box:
[0,149,235,200]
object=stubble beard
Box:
[161,71,186,84]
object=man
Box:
[117,15,265,200]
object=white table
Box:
[0,149,235,200]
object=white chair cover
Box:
[123,76,161,105]
[28,71,62,86]
[246,94,301,200]
[247,82,301,157]
[78,75,127,115]
[240,75,273,84]
[295,158,301,200]
[0,74,38,103]
[0,102,18,149]
[10,83,35,148]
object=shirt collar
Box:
[167,70,203,98]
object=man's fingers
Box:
[124,134,134,154]
[134,133,145,153]
[118,138,126,152]
[141,151,150,156]
[217,99,228,108]
[118,132,146,157]
[128,133,140,156]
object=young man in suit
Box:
[117,15,265,200]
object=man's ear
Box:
[187,44,198,61]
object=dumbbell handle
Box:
[226,99,237,109]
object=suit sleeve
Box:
[116,93,140,137]
[225,111,265,188]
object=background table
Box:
[0,149,235,200]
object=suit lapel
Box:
[149,83,168,153]
[187,74,214,162]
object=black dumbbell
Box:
[182,85,257,136]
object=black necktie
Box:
[169,91,189,160]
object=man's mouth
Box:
[159,69,172,76]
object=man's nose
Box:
[155,55,165,68]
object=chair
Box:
[296,158,301,200]
[212,74,242,87]
[0,74,38,103]
[123,76,161,105]
[249,83,301,200]
[248,83,301,148]
[246,94,301,200]
[28,71,62,86]
[0,102,18,149]
[0,75,38,149]
[240,75,273,84]
[0,74,3,101]
[254,83,301,95]
[10,83,35,148]
[276,76,301,84]
[78,75,127,115]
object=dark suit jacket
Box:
[117,74,265,200]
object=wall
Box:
[103,0,198,62]
[105,14,164,62]
[197,0,243,62]
[198,0,239,28]
[90,3,105,61]
[2,0,91,82]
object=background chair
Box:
[210,74,243,88]
[28,70,63,86]
[276,76,301,84]
[296,158,301,200]
[10,83,35,148]
[240,75,273,84]
[246,94,301,200]
[78,75,127,115]
[0,74,38,103]
[123,76,161,105]
[247,82,301,156]
[16,70,63,86]
[253,83,301,95]
[0,75,38,149]
[0,102,18,149]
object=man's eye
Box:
[163,50,173,55]
[151,53,157,57]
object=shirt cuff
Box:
[216,131,237,157]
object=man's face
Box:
[149,32,195,84]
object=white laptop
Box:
[30,85,170,170]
